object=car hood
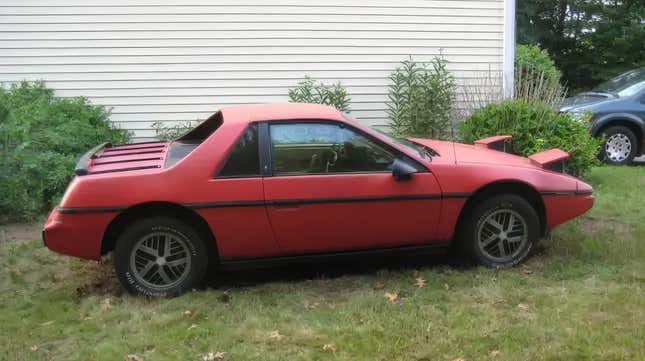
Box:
[410,138,536,168]
[560,92,617,112]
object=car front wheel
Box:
[114,217,208,297]
[600,126,637,165]
[459,194,540,268]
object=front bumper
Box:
[543,193,594,229]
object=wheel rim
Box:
[605,133,632,162]
[129,231,192,290]
[477,209,528,262]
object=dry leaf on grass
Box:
[491,350,500,357]
[269,330,285,340]
[100,298,112,310]
[30,345,38,352]
[322,343,337,352]
[444,283,450,290]
[415,277,427,288]
[384,292,398,304]
[126,354,143,361]
[304,300,320,310]
[41,320,54,326]
[452,358,466,361]
[517,303,530,311]
[188,324,198,330]
[183,310,193,316]
[201,351,226,361]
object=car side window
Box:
[217,124,260,177]
[269,122,395,175]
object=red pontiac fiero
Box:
[44,103,594,297]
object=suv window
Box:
[269,122,395,175]
[217,124,260,177]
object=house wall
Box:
[0,0,507,141]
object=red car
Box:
[44,103,594,297]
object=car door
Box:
[261,120,443,255]
[199,123,280,259]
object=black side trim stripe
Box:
[183,200,266,209]
[58,205,128,214]
[540,190,593,196]
[58,192,472,214]
[265,194,443,206]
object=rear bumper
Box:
[43,208,116,260]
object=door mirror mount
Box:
[392,159,418,181]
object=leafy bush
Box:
[459,99,601,177]
[288,76,351,112]
[387,56,456,139]
[515,44,561,85]
[0,81,129,221]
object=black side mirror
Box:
[392,159,418,181]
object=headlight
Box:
[569,112,587,123]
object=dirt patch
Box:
[0,223,42,243]
[75,258,124,299]
[582,216,631,237]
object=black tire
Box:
[600,126,638,165]
[114,217,208,297]
[458,194,540,268]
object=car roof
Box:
[219,103,345,124]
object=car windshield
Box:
[369,126,436,161]
[593,68,645,97]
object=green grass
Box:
[1,166,644,361]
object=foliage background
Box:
[517,0,645,92]
[0,81,128,222]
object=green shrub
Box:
[387,56,456,139]
[515,44,561,85]
[459,99,601,177]
[288,76,351,112]
[0,81,129,222]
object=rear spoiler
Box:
[74,142,112,176]
[474,135,515,153]
[528,148,569,173]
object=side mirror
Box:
[392,159,418,181]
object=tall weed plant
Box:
[387,56,456,139]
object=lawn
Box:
[1,166,643,361]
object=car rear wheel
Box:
[459,194,539,267]
[114,217,208,297]
[600,126,637,165]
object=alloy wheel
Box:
[129,231,192,290]
[477,209,528,262]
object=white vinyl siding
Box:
[0,0,506,141]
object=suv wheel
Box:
[114,217,208,297]
[600,126,638,165]
[459,194,540,268]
